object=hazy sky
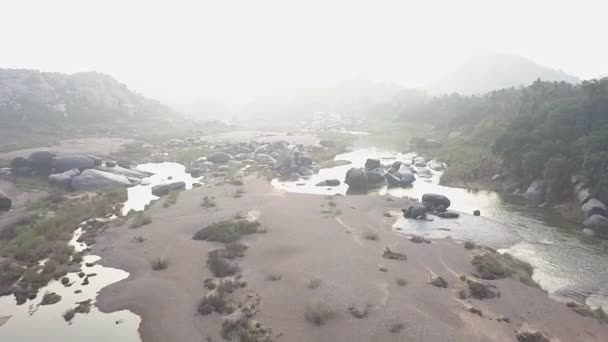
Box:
[1,0,607,104]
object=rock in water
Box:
[325,179,341,186]
[581,198,607,219]
[190,168,202,177]
[52,155,95,173]
[524,178,546,205]
[344,168,368,190]
[364,159,381,171]
[207,152,231,164]
[473,210,480,216]
[0,190,12,211]
[366,170,386,187]
[70,169,131,191]
[169,181,186,190]
[151,184,172,196]
[421,193,451,209]
[48,168,81,189]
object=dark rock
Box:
[0,190,12,211]
[70,169,132,191]
[207,152,231,164]
[391,161,402,172]
[52,155,95,173]
[190,168,202,177]
[344,168,368,190]
[325,179,340,186]
[435,211,459,219]
[583,214,608,234]
[473,210,480,216]
[255,154,276,165]
[319,139,335,148]
[410,235,431,243]
[515,326,549,342]
[87,155,103,166]
[429,275,448,288]
[169,181,186,190]
[151,183,172,196]
[10,157,32,176]
[28,150,57,174]
[524,178,546,204]
[48,168,80,189]
[299,155,313,166]
[364,158,381,171]
[402,206,427,219]
[581,198,607,219]
[105,160,117,167]
[421,193,451,209]
[366,170,386,186]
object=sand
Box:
[0,137,134,161]
[94,177,608,342]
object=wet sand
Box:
[0,137,134,161]
[94,177,608,342]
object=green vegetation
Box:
[163,190,180,208]
[193,219,261,243]
[129,211,152,228]
[471,250,538,287]
[305,301,334,326]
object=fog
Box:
[2,0,607,112]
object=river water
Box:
[272,147,608,310]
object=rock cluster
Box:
[402,193,459,220]
[572,176,608,238]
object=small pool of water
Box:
[0,227,141,341]
[272,148,608,310]
[122,162,202,214]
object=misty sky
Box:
[2,0,607,105]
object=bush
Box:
[348,303,371,319]
[363,231,379,240]
[396,278,407,286]
[162,190,180,208]
[193,220,261,243]
[266,273,282,281]
[201,196,216,208]
[307,278,322,289]
[471,251,537,287]
[129,212,152,228]
[305,302,334,326]
[152,257,168,271]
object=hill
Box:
[429,53,581,95]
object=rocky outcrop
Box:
[70,169,131,191]
[52,155,95,173]
[0,190,11,211]
[48,169,80,189]
[386,171,415,187]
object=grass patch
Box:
[162,190,180,208]
[201,196,216,208]
[396,278,407,286]
[129,211,152,228]
[471,250,537,287]
[307,278,322,289]
[348,303,371,319]
[363,231,379,241]
[193,219,261,244]
[382,247,407,260]
[464,241,476,250]
[266,273,282,281]
[388,321,405,333]
[305,301,334,326]
[151,257,168,271]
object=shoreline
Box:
[94,176,608,342]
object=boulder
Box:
[524,178,546,204]
[169,181,186,190]
[52,155,95,173]
[364,159,381,171]
[105,160,117,167]
[255,154,277,165]
[391,161,402,172]
[581,198,607,219]
[435,211,459,219]
[207,152,231,164]
[366,169,386,187]
[97,165,147,179]
[28,150,57,174]
[576,188,593,205]
[421,193,451,209]
[218,165,231,172]
[583,214,608,233]
[48,169,80,189]
[325,179,341,186]
[428,160,444,171]
[344,168,368,190]
[10,157,32,176]
[151,184,172,196]
[386,172,415,188]
[70,169,131,191]
[299,155,313,166]
[402,206,427,219]
[0,190,11,211]
[190,168,202,177]
[473,210,480,216]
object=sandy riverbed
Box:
[93,176,608,342]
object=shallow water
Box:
[272,148,608,310]
[0,228,141,341]
[122,162,202,214]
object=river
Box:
[272,147,608,311]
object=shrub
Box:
[307,278,322,289]
[348,303,371,319]
[305,302,334,326]
[471,251,536,287]
[152,257,169,271]
[363,231,379,240]
[464,241,476,250]
[193,220,261,243]
[266,273,282,281]
[129,212,152,228]
[208,249,239,277]
[201,196,216,208]
[162,190,180,208]
[396,278,407,286]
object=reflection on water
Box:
[123,162,202,214]
[273,148,608,310]
[0,228,141,341]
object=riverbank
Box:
[94,175,608,341]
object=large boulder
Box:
[28,150,57,174]
[70,169,131,191]
[402,205,427,219]
[151,183,171,196]
[422,193,451,208]
[169,181,186,190]
[576,188,593,205]
[364,159,381,171]
[0,190,11,211]
[524,178,546,204]
[583,215,608,234]
[52,155,95,173]
[190,168,202,177]
[10,157,32,176]
[255,154,277,165]
[366,168,386,187]
[581,198,607,219]
[344,168,368,190]
[48,168,80,189]
[207,152,231,164]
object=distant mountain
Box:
[428,53,581,95]
[0,68,172,128]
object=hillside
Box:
[429,53,581,95]
[0,68,172,128]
